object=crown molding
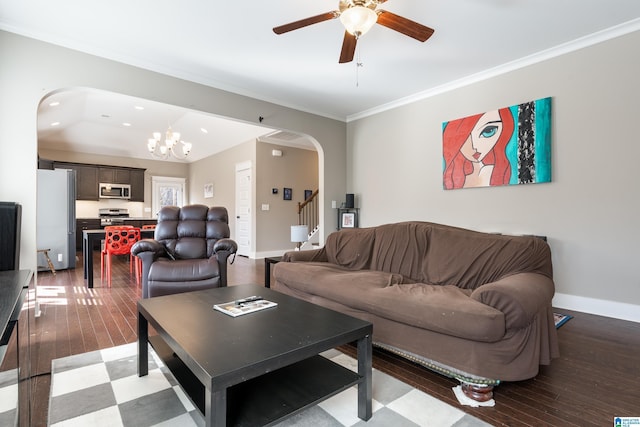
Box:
[347,18,640,122]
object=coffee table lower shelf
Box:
[149,335,363,426]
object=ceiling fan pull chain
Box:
[355,44,364,87]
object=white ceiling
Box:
[2,0,640,162]
[37,88,285,163]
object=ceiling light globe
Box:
[340,6,377,37]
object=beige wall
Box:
[188,139,255,243]
[189,139,318,256]
[255,142,318,255]
[347,30,640,321]
[0,30,345,271]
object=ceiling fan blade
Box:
[339,31,357,63]
[273,11,339,34]
[376,10,435,42]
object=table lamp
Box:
[290,225,309,251]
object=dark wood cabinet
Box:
[76,218,101,250]
[76,164,99,200]
[99,167,130,184]
[52,161,145,201]
[54,162,99,200]
[129,169,145,202]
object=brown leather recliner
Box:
[131,205,237,298]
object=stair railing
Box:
[297,189,319,237]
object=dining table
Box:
[82,228,155,288]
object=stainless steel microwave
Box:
[99,183,131,199]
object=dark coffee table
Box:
[137,284,372,426]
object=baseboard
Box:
[553,293,640,323]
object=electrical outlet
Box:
[57,253,63,262]
[331,200,337,209]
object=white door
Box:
[235,162,252,256]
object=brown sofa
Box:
[272,221,559,402]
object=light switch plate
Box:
[261,204,270,211]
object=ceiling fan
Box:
[273,0,435,64]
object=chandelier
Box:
[147,126,192,160]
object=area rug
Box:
[554,312,573,328]
[47,342,491,427]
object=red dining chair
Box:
[101,226,141,287]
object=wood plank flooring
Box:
[24,252,640,426]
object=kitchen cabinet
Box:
[129,169,145,202]
[52,161,145,201]
[54,162,99,200]
[76,164,99,200]
[99,167,130,184]
[76,218,101,250]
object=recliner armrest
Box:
[213,238,238,257]
[131,239,167,259]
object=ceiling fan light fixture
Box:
[340,5,377,37]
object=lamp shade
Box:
[340,5,378,37]
[291,225,309,243]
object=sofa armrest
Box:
[282,247,328,262]
[470,273,555,330]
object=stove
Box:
[99,208,130,227]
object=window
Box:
[151,176,186,217]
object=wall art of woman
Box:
[442,108,515,190]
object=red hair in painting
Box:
[442,108,514,189]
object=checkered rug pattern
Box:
[45,342,491,427]
[0,368,19,426]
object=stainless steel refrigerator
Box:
[37,169,76,270]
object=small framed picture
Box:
[204,183,214,198]
[304,189,312,200]
[341,212,355,228]
[272,188,278,194]
[283,187,292,201]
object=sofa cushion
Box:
[370,222,431,282]
[324,228,375,270]
[272,262,405,298]
[363,284,505,342]
[274,262,505,342]
[422,225,552,290]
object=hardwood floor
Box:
[24,252,640,426]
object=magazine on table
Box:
[213,296,277,317]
